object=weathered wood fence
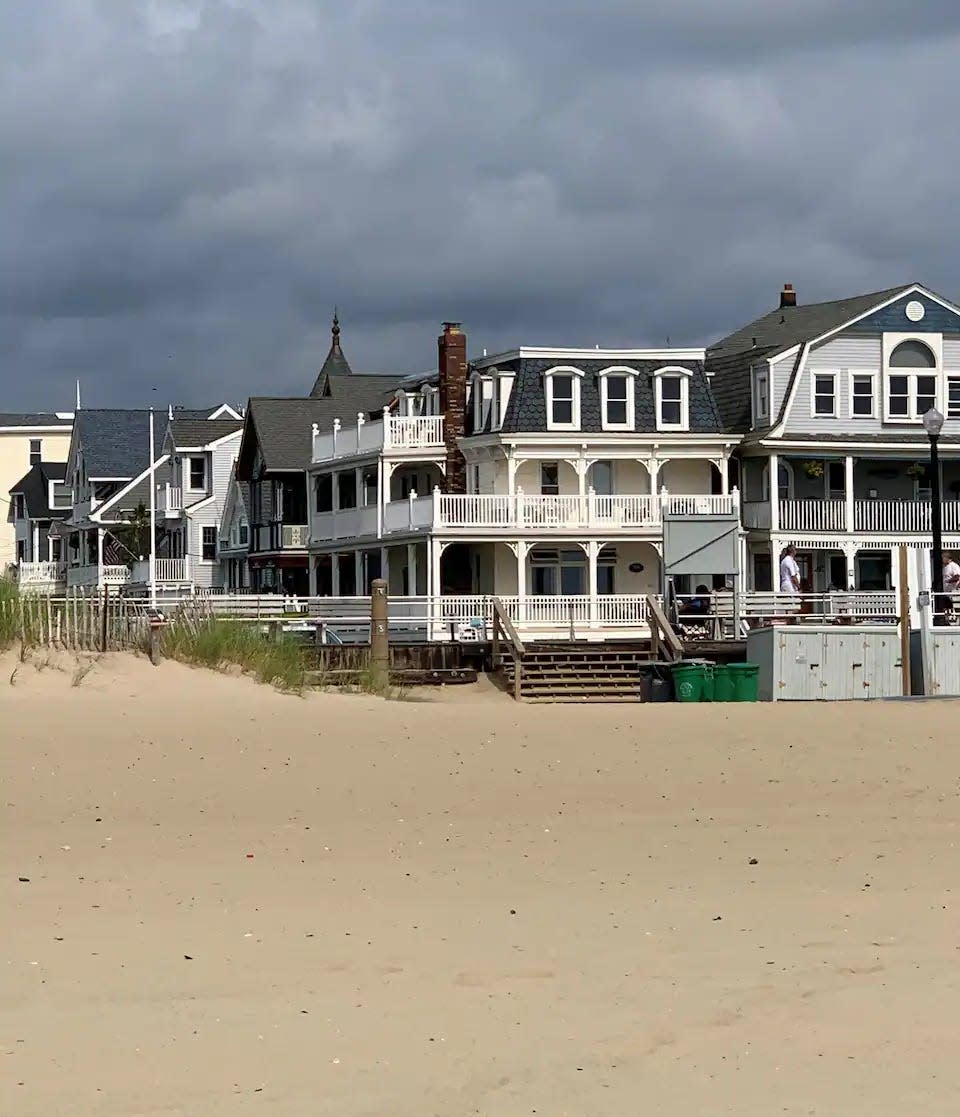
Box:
[0,590,151,653]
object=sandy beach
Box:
[4,652,960,1115]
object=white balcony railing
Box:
[744,498,960,535]
[156,558,190,583]
[67,564,131,588]
[310,489,736,544]
[158,485,183,515]
[780,499,846,532]
[312,413,445,462]
[17,561,66,586]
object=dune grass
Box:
[0,578,20,649]
[162,615,307,694]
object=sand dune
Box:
[4,651,960,1115]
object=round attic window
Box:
[905,300,925,323]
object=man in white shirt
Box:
[943,552,960,593]
[779,545,801,594]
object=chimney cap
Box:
[442,321,462,333]
[780,283,797,308]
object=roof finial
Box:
[332,307,340,348]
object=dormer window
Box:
[653,367,691,431]
[544,367,583,430]
[883,335,940,422]
[598,367,636,430]
[751,364,769,424]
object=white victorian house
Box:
[306,322,739,634]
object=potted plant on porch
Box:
[802,460,824,480]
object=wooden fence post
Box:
[370,578,389,679]
[899,544,912,697]
[101,583,110,652]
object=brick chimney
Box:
[780,283,797,308]
[438,321,468,493]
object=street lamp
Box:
[922,407,945,620]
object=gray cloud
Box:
[3,0,960,410]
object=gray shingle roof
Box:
[9,461,68,519]
[706,285,910,431]
[487,357,722,435]
[0,412,72,427]
[310,312,355,397]
[169,418,243,448]
[73,408,216,479]
[239,374,402,475]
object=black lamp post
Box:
[923,407,945,621]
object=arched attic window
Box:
[885,339,938,422]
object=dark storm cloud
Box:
[3,0,960,410]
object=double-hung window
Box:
[813,373,836,417]
[189,456,206,490]
[851,372,876,417]
[201,526,216,562]
[599,368,635,430]
[752,365,769,424]
[948,376,960,420]
[654,368,690,431]
[544,367,582,430]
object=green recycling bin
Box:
[728,662,760,702]
[712,663,735,703]
[672,663,706,703]
[699,663,715,702]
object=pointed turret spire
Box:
[310,307,354,397]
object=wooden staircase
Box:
[490,595,683,704]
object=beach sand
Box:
[4,650,960,1115]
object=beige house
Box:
[1,412,73,571]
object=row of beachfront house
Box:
[9,283,960,613]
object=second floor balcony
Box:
[743,498,960,534]
[312,413,444,462]
[311,489,737,544]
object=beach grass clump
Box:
[0,578,21,649]
[163,616,307,694]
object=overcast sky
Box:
[4,0,960,411]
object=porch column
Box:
[771,537,781,592]
[587,540,599,629]
[96,529,104,581]
[331,553,341,595]
[844,455,855,533]
[843,542,858,590]
[769,453,780,533]
[407,542,418,597]
[516,541,528,625]
[376,459,384,538]
[507,452,519,497]
[719,455,730,496]
[354,549,364,595]
[428,537,442,599]
[32,523,39,563]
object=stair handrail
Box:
[646,594,683,662]
[491,596,525,701]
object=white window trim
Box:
[652,366,691,432]
[848,370,878,419]
[544,366,584,431]
[188,455,207,491]
[598,366,637,431]
[751,364,769,425]
[810,370,838,418]
[881,332,942,423]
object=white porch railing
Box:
[17,561,66,587]
[312,413,444,461]
[158,485,183,515]
[854,500,960,533]
[780,499,846,532]
[744,498,960,534]
[156,558,190,583]
[67,564,131,588]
